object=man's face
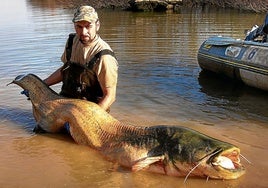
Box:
[74,20,99,44]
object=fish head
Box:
[154,127,246,180]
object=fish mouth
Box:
[208,147,245,177]
[184,147,245,182]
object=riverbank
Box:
[60,0,268,13]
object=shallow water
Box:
[0,0,267,187]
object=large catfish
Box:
[11,74,245,180]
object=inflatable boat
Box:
[198,14,268,91]
[197,36,268,91]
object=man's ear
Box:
[96,20,100,31]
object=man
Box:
[245,13,268,42]
[44,5,118,112]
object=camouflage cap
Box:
[72,6,98,23]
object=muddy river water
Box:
[0,0,267,187]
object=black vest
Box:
[60,33,116,103]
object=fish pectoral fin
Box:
[33,124,46,133]
[36,116,62,133]
[132,155,165,172]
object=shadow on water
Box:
[0,104,75,139]
[198,70,268,123]
[0,105,35,132]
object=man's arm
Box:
[98,86,116,111]
[43,67,63,86]
[97,55,118,111]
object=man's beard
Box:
[79,34,96,44]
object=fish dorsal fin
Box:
[132,155,165,172]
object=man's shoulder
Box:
[96,36,112,50]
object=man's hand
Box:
[21,90,30,100]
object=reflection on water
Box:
[198,70,268,122]
[0,0,267,187]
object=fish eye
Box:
[205,146,211,153]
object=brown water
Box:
[0,0,267,187]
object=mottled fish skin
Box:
[12,74,245,180]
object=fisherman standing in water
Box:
[43,5,118,112]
